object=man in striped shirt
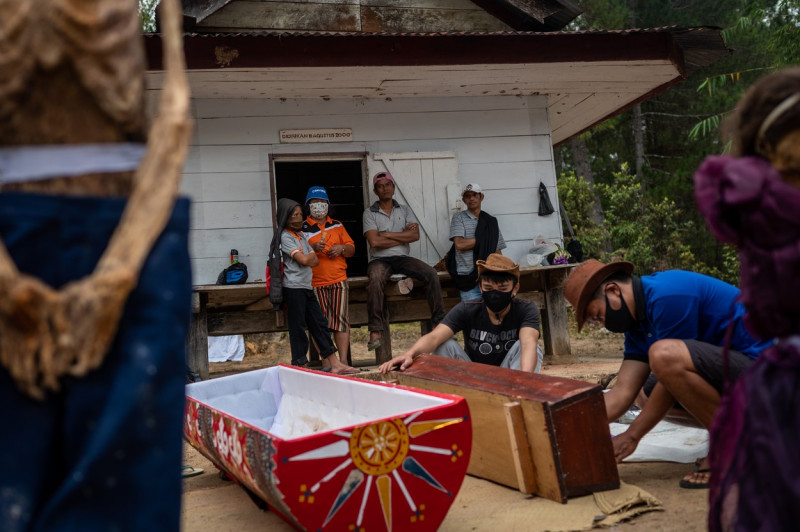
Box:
[447,183,506,301]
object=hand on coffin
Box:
[378,353,415,374]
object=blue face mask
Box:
[604,294,637,332]
[482,290,513,313]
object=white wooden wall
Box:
[176,94,563,284]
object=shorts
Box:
[313,280,349,332]
[643,339,756,398]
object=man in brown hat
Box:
[378,253,543,374]
[564,259,771,489]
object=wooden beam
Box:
[503,401,537,494]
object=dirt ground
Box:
[183,319,709,531]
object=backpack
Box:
[266,258,284,309]
[216,262,248,285]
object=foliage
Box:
[555,0,797,283]
[559,165,740,282]
[139,0,158,32]
[557,172,608,259]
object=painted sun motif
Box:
[285,410,466,531]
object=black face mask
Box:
[604,294,637,333]
[483,290,514,313]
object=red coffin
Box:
[184,365,472,531]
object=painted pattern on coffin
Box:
[184,392,471,531]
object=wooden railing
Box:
[187,264,575,379]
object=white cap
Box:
[462,183,483,195]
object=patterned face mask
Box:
[309,202,328,219]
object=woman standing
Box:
[301,186,359,374]
[694,67,800,531]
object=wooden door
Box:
[368,152,460,265]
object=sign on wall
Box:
[279,128,353,143]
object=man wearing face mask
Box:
[378,254,544,374]
[564,259,771,489]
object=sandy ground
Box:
[182,322,709,531]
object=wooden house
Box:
[145,0,728,284]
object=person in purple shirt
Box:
[565,260,770,490]
[694,67,800,531]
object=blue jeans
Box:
[366,256,445,331]
[0,193,191,532]
[434,339,543,373]
[459,285,482,302]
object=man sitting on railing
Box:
[379,254,543,374]
[363,171,445,351]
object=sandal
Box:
[367,338,382,351]
[679,458,711,489]
[182,465,204,478]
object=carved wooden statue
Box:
[0,0,192,529]
[0,0,189,398]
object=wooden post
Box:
[188,292,209,380]
[420,319,433,335]
[542,286,575,363]
[541,268,576,363]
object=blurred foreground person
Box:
[0,0,193,529]
[694,67,800,531]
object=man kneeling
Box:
[379,254,543,374]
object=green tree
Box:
[140,0,158,32]
[558,164,739,282]
[557,0,797,278]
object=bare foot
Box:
[679,457,711,489]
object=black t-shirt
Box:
[441,298,541,366]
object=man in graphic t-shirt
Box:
[378,254,544,374]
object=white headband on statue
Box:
[756,92,800,152]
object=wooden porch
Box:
[187,264,575,379]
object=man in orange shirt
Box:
[301,186,359,374]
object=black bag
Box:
[445,244,479,291]
[538,182,555,216]
[266,257,284,309]
[558,200,584,263]
[216,262,248,285]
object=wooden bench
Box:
[187,264,575,379]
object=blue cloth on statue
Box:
[0,192,191,532]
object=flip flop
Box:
[319,367,333,373]
[679,458,711,489]
[182,465,204,478]
[367,338,382,351]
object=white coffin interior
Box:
[186,366,453,440]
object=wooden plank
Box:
[551,394,620,497]
[361,5,510,32]
[191,200,270,230]
[181,172,270,203]
[193,94,545,119]
[195,108,540,146]
[503,402,537,495]
[198,2,361,32]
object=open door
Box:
[368,152,460,265]
[273,158,368,276]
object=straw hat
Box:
[476,253,519,280]
[565,259,634,331]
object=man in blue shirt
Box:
[565,260,771,489]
